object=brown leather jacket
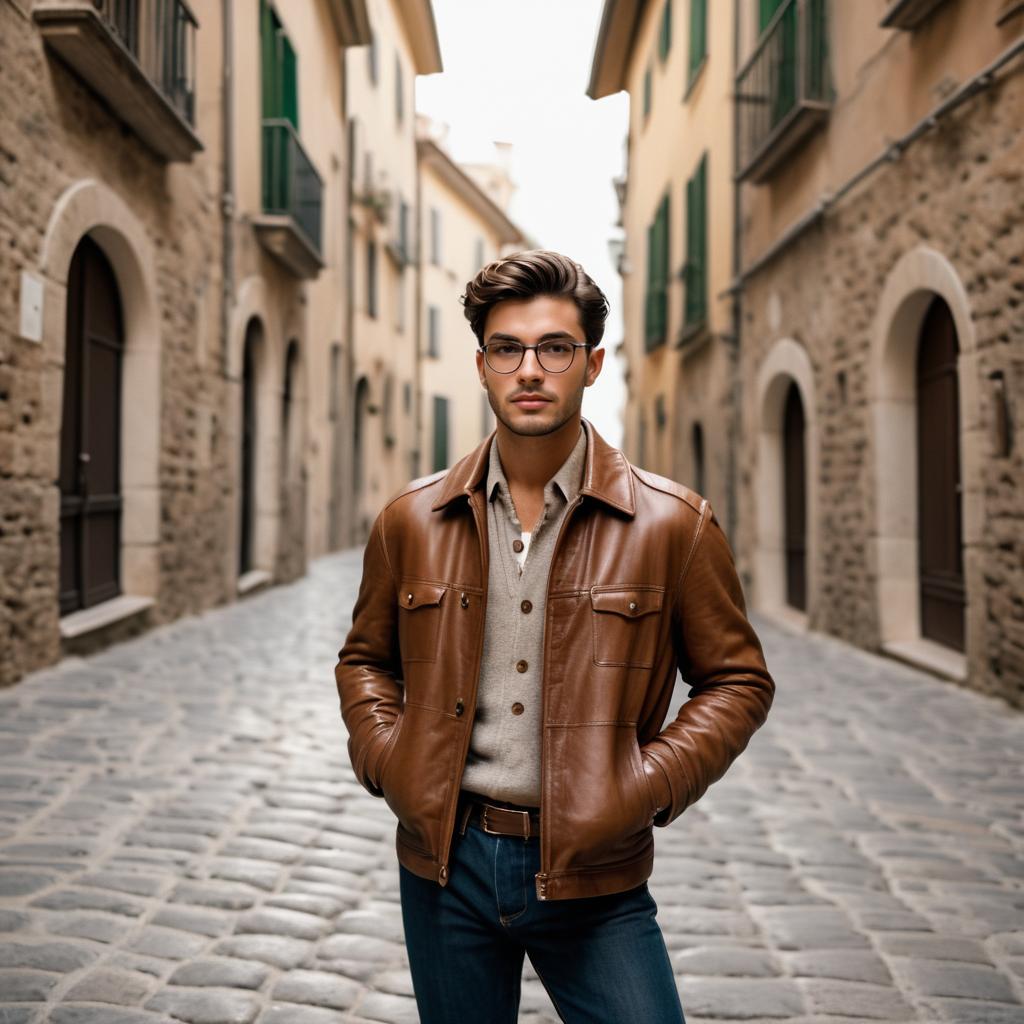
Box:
[335,420,774,901]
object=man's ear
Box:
[475,349,487,387]
[585,345,605,387]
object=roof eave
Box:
[587,0,644,99]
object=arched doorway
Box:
[239,318,262,575]
[59,236,125,613]
[782,381,807,612]
[281,339,300,483]
[916,297,964,651]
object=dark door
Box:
[783,380,807,612]
[59,236,124,614]
[916,297,965,651]
[239,320,260,575]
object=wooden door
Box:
[59,237,124,614]
[783,380,807,612]
[916,297,965,651]
[239,320,260,575]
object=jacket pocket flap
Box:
[399,580,447,610]
[590,587,664,618]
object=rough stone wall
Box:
[0,3,229,685]
[736,70,1024,706]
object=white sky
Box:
[415,0,630,446]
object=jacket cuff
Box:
[643,743,689,827]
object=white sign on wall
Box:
[20,271,44,344]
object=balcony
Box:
[735,0,830,184]
[880,0,952,29]
[254,119,325,280]
[34,0,201,162]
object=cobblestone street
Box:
[1,547,1022,1024]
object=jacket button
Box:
[520,600,532,613]
[512,539,524,553]
[515,660,528,673]
[460,592,469,608]
[407,593,414,604]
[628,601,638,613]
[511,702,524,716]
[455,698,465,717]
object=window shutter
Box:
[281,34,298,130]
[643,66,652,119]
[685,154,708,327]
[432,396,449,472]
[759,0,784,32]
[689,0,707,81]
[659,1,672,61]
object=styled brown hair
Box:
[461,249,609,348]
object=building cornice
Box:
[398,0,443,74]
[327,0,372,46]
[587,0,646,99]
[417,138,526,246]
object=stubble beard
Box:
[485,380,586,438]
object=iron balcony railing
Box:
[735,0,830,181]
[262,119,324,257]
[96,0,197,125]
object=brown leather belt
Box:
[458,794,541,839]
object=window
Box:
[395,53,404,124]
[658,1,672,61]
[260,0,298,129]
[691,422,705,494]
[329,343,341,421]
[430,207,442,265]
[432,395,449,472]
[684,153,708,330]
[644,193,670,350]
[367,33,378,84]
[398,197,410,263]
[474,236,485,273]
[395,270,406,332]
[427,305,441,357]
[403,381,412,414]
[642,65,653,120]
[688,0,707,88]
[366,239,377,318]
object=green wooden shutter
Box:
[646,194,669,349]
[759,0,784,31]
[432,396,449,472]
[260,0,276,119]
[688,0,707,83]
[281,33,298,130]
[643,66,652,119]
[685,154,708,328]
[260,2,298,129]
[645,220,656,348]
[658,1,671,62]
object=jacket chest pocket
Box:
[398,580,447,663]
[590,586,664,669]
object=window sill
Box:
[60,594,154,640]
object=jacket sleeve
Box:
[335,511,403,797]
[642,501,775,826]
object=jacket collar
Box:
[430,418,635,517]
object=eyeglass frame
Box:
[477,340,594,374]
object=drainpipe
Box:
[220,0,234,378]
[727,0,742,549]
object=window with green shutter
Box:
[658,1,672,62]
[644,193,670,351]
[432,395,449,472]
[687,0,707,88]
[643,65,652,121]
[684,153,708,330]
[759,0,785,31]
[260,0,298,130]
[427,306,440,358]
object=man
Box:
[336,250,774,1023]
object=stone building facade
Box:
[593,0,1023,705]
[735,0,1023,706]
[0,0,374,686]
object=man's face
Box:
[476,295,605,437]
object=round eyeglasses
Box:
[479,340,593,374]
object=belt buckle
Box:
[480,805,499,835]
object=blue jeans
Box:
[399,814,686,1024]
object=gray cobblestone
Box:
[1,551,1022,1023]
[0,970,59,1001]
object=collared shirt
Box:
[460,424,588,807]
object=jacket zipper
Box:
[535,493,584,901]
[435,491,490,886]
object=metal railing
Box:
[95,0,197,125]
[262,119,324,256]
[736,0,829,178]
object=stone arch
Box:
[39,179,161,606]
[754,338,820,624]
[226,275,284,590]
[870,246,978,675]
